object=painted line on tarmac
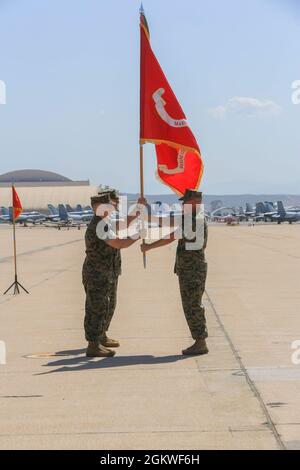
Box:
[0,238,82,264]
[0,262,78,305]
[205,289,285,450]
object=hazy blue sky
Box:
[0,0,299,194]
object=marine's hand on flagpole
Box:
[140,242,150,253]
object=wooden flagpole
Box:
[140,143,146,269]
[12,212,18,282]
[139,4,146,269]
[3,186,29,295]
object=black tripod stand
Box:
[3,217,29,296]
[3,274,29,295]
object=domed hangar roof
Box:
[0,169,72,183]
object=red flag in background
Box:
[139,7,203,195]
[12,186,23,220]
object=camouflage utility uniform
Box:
[174,215,208,340]
[82,215,121,343]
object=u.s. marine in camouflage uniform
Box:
[141,190,209,356]
[83,191,141,358]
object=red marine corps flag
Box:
[139,6,203,196]
[12,185,23,220]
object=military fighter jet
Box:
[272,201,300,224]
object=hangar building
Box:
[0,169,98,211]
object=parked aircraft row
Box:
[0,204,94,227]
[1,200,300,227]
[0,206,46,224]
[210,201,300,224]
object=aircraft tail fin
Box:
[277,201,286,217]
[246,203,253,213]
[265,201,275,212]
[58,204,69,221]
[0,206,8,216]
[66,204,73,212]
[76,204,82,212]
[48,204,58,215]
[256,202,266,215]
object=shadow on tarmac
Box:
[35,350,188,375]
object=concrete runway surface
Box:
[0,223,300,450]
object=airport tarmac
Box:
[0,223,300,450]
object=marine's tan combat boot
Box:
[86,341,115,357]
[101,334,120,348]
[182,339,209,356]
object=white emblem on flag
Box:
[158,149,186,174]
[153,88,188,128]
